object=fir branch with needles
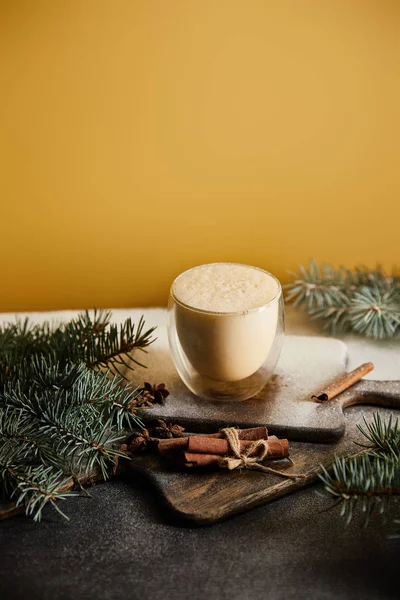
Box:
[0,310,156,521]
[319,413,400,527]
[285,260,400,338]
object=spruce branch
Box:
[356,412,400,457]
[285,260,400,338]
[319,453,399,526]
[319,413,400,526]
[0,310,156,521]
[0,436,75,521]
[349,287,400,339]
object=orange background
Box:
[0,1,399,311]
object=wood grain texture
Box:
[128,406,398,524]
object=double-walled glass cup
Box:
[168,264,284,402]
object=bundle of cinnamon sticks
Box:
[157,426,289,468]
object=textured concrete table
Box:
[0,307,398,600]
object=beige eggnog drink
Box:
[171,263,281,383]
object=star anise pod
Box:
[148,419,185,439]
[127,429,150,455]
[143,382,169,404]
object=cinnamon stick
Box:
[205,426,268,441]
[311,362,374,403]
[157,427,269,456]
[183,440,289,468]
[158,438,188,455]
[187,435,288,458]
[157,425,291,470]
[184,453,221,467]
[162,436,289,464]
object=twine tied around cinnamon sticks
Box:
[157,426,306,480]
[217,428,306,480]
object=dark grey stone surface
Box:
[0,474,397,600]
[2,308,397,599]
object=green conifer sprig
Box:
[319,413,400,526]
[0,310,156,521]
[285,260,400,338]
[356,412,400,456]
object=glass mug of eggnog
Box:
[168,263,284,401]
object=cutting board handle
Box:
[336,379,400,409]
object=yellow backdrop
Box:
[0,1,399,312]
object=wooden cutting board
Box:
[126,405,397,524]
[123,326,400,523]
[127,335,400,442]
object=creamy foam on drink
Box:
[172,263,280,382]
